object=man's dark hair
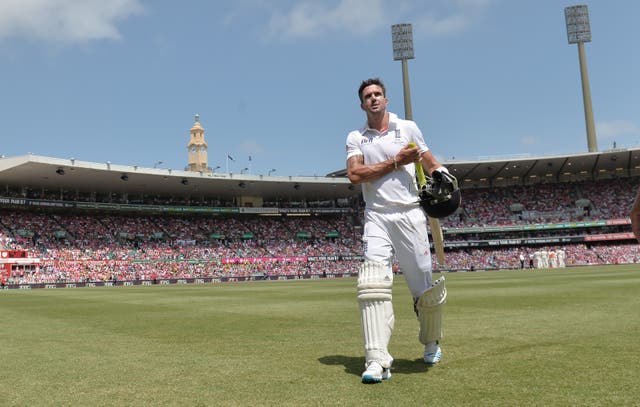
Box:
[358,78,386,103]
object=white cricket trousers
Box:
[363,206,433,298]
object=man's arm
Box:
[631,187,640,242]
[347,145,420,184]
[419,150,444,176]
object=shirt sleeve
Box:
[346,130,363,160]
[408,121,429,154]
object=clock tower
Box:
[187,114,210,172]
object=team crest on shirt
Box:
[391,128,405,145]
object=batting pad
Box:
[358,261,394,368]
[416,276,447,344]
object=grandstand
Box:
[1,148,639,288]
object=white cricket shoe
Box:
[424,342,442,365]
[361,362,391,384]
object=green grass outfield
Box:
[1,265,639,406]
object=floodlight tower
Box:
[565,5,598,152]
[391,23,445,265]
[391,23,415,120]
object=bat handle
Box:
[407,142,427,187]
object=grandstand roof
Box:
[0,155,356,202]
[1,148,639,201]
[445,147,640,187]
[328,147,640,188]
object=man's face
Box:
[360,84,387,114]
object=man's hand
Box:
[421,169,458,200]
[395,144,420,167]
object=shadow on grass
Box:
[318,355,431,377]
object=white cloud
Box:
[240,139,268,157]
[451,0,493,7]
[266,0,386,40]
[264,0,491,40]
[521,135,539,146]
[0,0,143,44]
[416,13,470,35]
[414,0,493,36]
[596,120,640,139]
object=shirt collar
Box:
[361,112,399,134]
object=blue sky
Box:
[0,0,637,177]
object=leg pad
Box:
[358,261,394,368]
[416,276,446,344]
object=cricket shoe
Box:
[424,342,442,365]
[361,362,391,384]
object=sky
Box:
[0,0,638,177]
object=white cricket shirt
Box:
[346,112,430,211]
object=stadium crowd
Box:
[1,177,639,285]
[442,177,640,227]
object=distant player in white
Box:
[534,251,542,268]
[346,78,449,384]
[557,249,566,268]
[541,250,549,268]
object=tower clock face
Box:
[190,146,197,152]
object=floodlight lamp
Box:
[565,5,591,44]
[391,23,414,60]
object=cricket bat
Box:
[409,142,446,265]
